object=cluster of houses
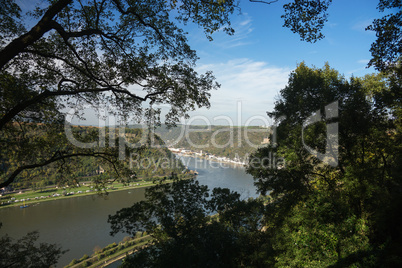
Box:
[168,148,247,165]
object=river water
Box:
[0,156,257,267]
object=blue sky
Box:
[39,0,383,126]
[177,0,382,126]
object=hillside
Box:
[2,124,185,191]
[154,125,272,161]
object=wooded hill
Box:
[1,124,185,191]
[153,125,272,160]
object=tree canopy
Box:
[110,62,401,267]
[247,62,402,266]
[0,0,238,188]
[109,177,272,267]
[0,229,66,268]
[1,0,401,189]
[1,1,401,266]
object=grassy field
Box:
[0,176,191,209]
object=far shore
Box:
[0,175,192,210]
[174,153,247,168]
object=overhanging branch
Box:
[249,0,279,4]
[0,152,119,188]
[0,83,169,131]
[0,0,72,70]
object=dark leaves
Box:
[0,231,66,268]
[281,0,332,43]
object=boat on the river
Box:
[20,201,29,208]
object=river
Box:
[0,156,258,267]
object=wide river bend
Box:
[0,156,258,267]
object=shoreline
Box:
[169,148,248,166]
[1,154,246,210]
[176,153,247,169]
[0,176,192,210]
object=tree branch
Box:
[249,0,279,4]
[0,82,169,131]
[111,0,166,42]
[24,49,101,84]
[50,20,103,38]
[0,0,72,69]
[0,152,118,188]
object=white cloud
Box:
[239,19,252,26]
[191,59,292,125]
[351,19,373,32]
[213,15,255,48]
[72,59,292,127]
[357,59,369,64]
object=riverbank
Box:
[175,153,247,169]
[65,234,153,268]
[0,175,192,210]
[0,156,257,268]
[168,147,249,166]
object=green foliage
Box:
[1,124,185,191]
[109,178,273,267]
[1,0,401,189]
[0,230,65,268]
[68,259,78,266]
[273,193,371,267]
[0,0,241,189]
[123,236,132,242]
[366,0,402,72]
[1,1,401,266]
[0,0,25,47]
[109,63,401,267]
[79,254,89,261]
[280,0,401,73]
[247,63,402,267]
[282,0,332,43]
[102,242,117,252]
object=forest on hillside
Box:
[154,125,272,160]
[1,125,185,191]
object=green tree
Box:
[2,0,400,189]
[0,229,66,268]
[1,0,238,188]
[108,177,273,267]
[247,63,402,266]
[281,0,402,73]
[366,0,402,73]
[1,0,400,192]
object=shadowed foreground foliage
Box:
[247,63,402,267]
[109,63,401,267]
[0,229,65,268]
[109,178,274,267]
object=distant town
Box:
[168,147,248,165]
